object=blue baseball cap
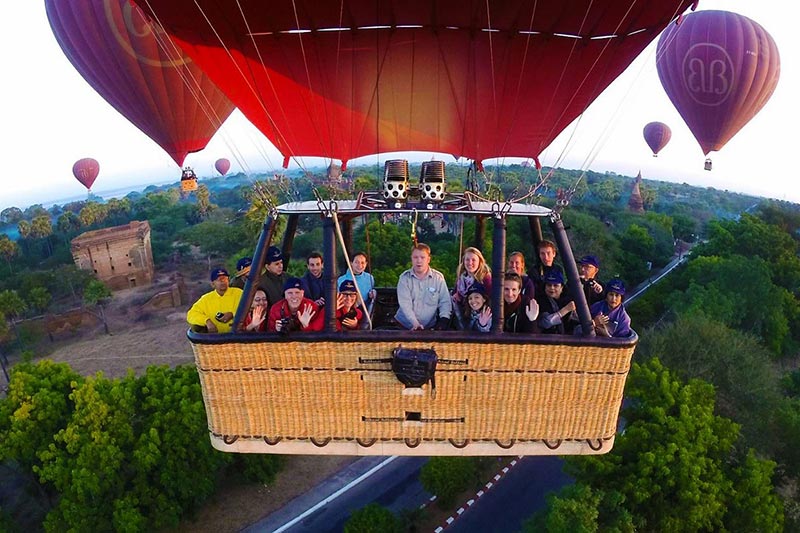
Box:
[606,278,626,296]
[338,279,357,293]
[210,267,229,281]
[236,257,252,272]
[543,270,564,285]
[283,277,303,292]
[266,246,283,264]
[465,282,487,298]
[578,255,600,269]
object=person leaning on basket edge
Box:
[394,242,452,330]
[186,267,243,333]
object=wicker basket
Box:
[190,330,636,455]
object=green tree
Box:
[84,280,112,334]
[560,358,784,532]
[57,211,82,234]
[0,234,19,270]
[1,206,24,225]
[78,202,109,227]
[522,484,605,533]
[419,457,479,508]
[17,220,31,239]
[344,503,402,533]
[27,286,52,314]
[195,184,215,219]
[0,290,27,320]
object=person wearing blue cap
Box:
[536,269,579,335]
[335,279,364,331]
[589,278,631,337]
[186,267,243,333]
[577,254,605,305]
[267,276,323,332]
[464,282,492,333]
[230,256,253,289]
[258,245,288,308]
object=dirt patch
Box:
[173,455,355,533]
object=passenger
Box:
[337,252,376,310]
[577,255,605,305]
[507,251,536,298]
[267,277,324,333]
[186,267,243,333]
[243,288,269,332]
[463,282,492,333]
[230,256,252,289]
[335,280,364,331]
[395,243,452,330]
[502,273,539,333]
[300,251,326,307]
[452,247,492,328]
[537,270,578,335]
[258,245,288,308]
[590,279,632,338]
[530,240,563,299]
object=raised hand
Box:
[478,307,492,327]
[248,306,265,330]
[298,304,316,328]
[525,298,540,321]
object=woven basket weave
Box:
[191,332,636,455]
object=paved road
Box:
[444,457,572,533]
[244,456,429,533]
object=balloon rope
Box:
[332,212,373,329]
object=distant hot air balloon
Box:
[656,10,780,164]
[46,0,235,167]
[215,158,231,176]
[72,158,100,190]
[642,122,672,156]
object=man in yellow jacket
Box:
[187,267,243,333]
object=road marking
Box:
[271,456,398,533]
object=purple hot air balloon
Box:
[643,122,672,156]
[656,10,780,157]
[46,0,235,167]
[215,158,231,176]
[72,158,100,190]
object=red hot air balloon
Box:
[215,158,231,176]
[72,158,100,190]
[46,0,235,167]
[656,10,780,157]
[132,0,696,167]
[643,122,672,156]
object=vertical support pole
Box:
[474,216,486,250]
[550,216,594,336]
[490,216,506,333]
[528,216,543,252]
[281,214,299,264]
[322,216,337,332]
[342,217,353,256]
[233,214,276,331]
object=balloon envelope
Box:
[215,158,231,176]
[46,0,236,166]
[643,122,672,156]
[656,10,780,155]
[132,0,695,165]
[72,158,100,190]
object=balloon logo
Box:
[215,158,231,176]
[105,0,189,68]
[642,122,672,157]
[656,10,780,156]
[72,158,100,190]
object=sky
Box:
[2,1,798,212]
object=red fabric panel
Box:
[133,0,695,163]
